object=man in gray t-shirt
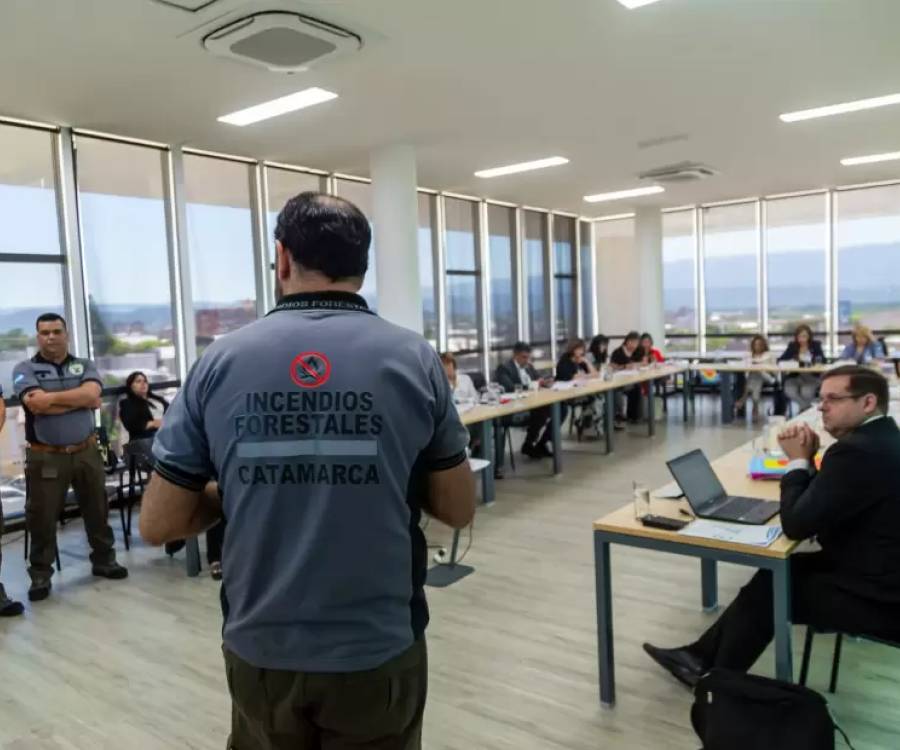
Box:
[141,192,476,750]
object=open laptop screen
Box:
[667,449,727,513]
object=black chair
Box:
[799,626,900,693]
[121,438,156,541]
[466,369,518,472]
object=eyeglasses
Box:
[816,393,863,407]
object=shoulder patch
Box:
[14,373,25,384]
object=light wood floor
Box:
[1,399,898,749]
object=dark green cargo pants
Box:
[0,499,8,602]
[224,639,428,750]
[25,445,116,582]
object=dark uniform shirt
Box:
[12,354,102,446]
[152,291,469,672]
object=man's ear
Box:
[275,240,291,280]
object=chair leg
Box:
[799,627,814,686]
[507,428,516,472]
[23,527,29,561]
[55,546,62,572]
[118,490,130,551]
[829,634,843,694]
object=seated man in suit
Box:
[644,365,900,685]
[495,341,555,459]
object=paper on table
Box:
[468,458,491,473]
[551,381,579,391]
[678,519,782,547]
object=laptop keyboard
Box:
[719,496,767,519]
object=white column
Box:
[370,144,422,334]
[635,207,664,342]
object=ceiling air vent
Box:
[638,161,718,184]
[203,11,362,73]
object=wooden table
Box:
[689,362,830,424]
[591,438,801,706]
[458,364,687,505]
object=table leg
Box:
[604,390,615,455]
[647,378,656,437]
[701,558,718,612]
[772,559,794,682]
[682,372,692,422]
[594,533,615,706]
[720,371,735,424]
[551,401,562,475]
[185,536,201,577]
[480,419,495,505]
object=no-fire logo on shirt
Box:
[290,351,331,389]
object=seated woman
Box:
[588,334,610,369]
[556,339,596,436]
[119,371,224,581]
[841,324,885,364]
[778,324,826,413]
[735,334,775,422]
[632,332,666,420]
[440,352,479,404]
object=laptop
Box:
[666,449,780,525]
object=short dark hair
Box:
[624,330,640,344]
[274,192,371,282]
[822,365,889,414]
[513,341,532,355]
[36,313,66,330]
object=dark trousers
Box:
[207,520,225,565]
[524,405,566,447]
[225,639,428,750]
[689,553,900,672]
[0,500,8,602]
[25,446,116,582]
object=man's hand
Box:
[539,377,554,388]
[24,390,54,413]
[778,422,820,461]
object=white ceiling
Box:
[2,0,900,215]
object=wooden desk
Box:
[457,365,687,504]
[591,438,801,706]
[690,362,829,424]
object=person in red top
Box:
[632,332,664,365]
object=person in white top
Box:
[735,334,775,423]
[440,352,479,404]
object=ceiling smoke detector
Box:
[638,161,718,184]
[203,11,362,74]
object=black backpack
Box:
[691,669,854,750]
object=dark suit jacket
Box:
[119,393,169,441]
[780,417,900,603]
[778,340,826,365]
[495,359,540,393]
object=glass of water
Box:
[633,482,651,520]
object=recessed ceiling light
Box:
[841,151,900,166]
[780,92,900,123]
[218,87,338,126]
[583,185,665,203]
[617,0,664,7]
[474,156,569,179]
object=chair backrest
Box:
[468,370,487,392]
[124,437,156,472]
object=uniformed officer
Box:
[0,388,24,617]
[13,313,128,602]
[141,192,476,749]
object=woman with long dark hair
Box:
[119,371,169,440]
[779,324,825,412]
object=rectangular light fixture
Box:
[780,92,900,123]
[840,150,900,166]
[475,156,569,179]
[583,185,665,203]
[218,87,338,126]
[617,0,665,8]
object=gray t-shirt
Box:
[13,354,102,446]
[153,292,469,672]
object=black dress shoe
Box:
[0,596,24,617]
[92,562,129,580]
[536,442,554,459]
[521,442,540,459]
[643,643,707,688]
[28,581,51,602]
[493,468,505,480]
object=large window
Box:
[662,210,697,352]
[183,154,257,353]
[76,136,177,384]
[524,210,550,358]
[487,204,517,367]
[444,197,483,372]
[579,221,594,338]
[265,166,325,264]
[703,202,759,350]
[835,185,900,351]
[334,178,377,309]
[418,192,438,346]
[765,194,827,342]
[553,215,577,345]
